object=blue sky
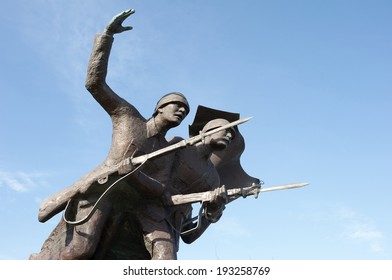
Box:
[1,0,391,260]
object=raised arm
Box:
[85,9,135,115]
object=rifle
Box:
[39,117,252,223]
[167,182,309,205]
[172,182,309,235]
[96,116,252,181]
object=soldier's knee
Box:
[150,238,177,260]
[61,244,95,260]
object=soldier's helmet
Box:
[153,92,190,116]
[202,118,236,140]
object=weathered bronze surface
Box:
[29,9,278,260]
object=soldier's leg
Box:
[61,197,112,259]
[29,218,70,260]
[150,237,177,260]
[140,204,177,260]
[144,226,177,260]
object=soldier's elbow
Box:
[181,236,194,244]
[85,78,97,92]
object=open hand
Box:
[104,9,135,35]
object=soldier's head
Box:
[202,118,235,151]
[153,92,190,129]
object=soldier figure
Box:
[32,9,190,260]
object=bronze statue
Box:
[30,8,306,260]
[31,9,192,260]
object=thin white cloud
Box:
[349,230,384,240]
[335,206,385,254]
[0,172,27,192]
[18,2,109,124]
[22,2,156,130]
[0,170,49,193]
[370,243,384,254]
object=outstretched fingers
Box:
[106,9,135,35]
[118,8,135,25]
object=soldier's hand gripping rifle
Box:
[171,182,309,235]
[39,117,252,223]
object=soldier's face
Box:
[159,102,187,127]
[208,128,233,151]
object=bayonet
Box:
[177,182,309,235]
[167,182,309,206]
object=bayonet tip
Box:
[244,116,253,121]
[237,116,252,125]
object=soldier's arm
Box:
[85,9,135,115]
